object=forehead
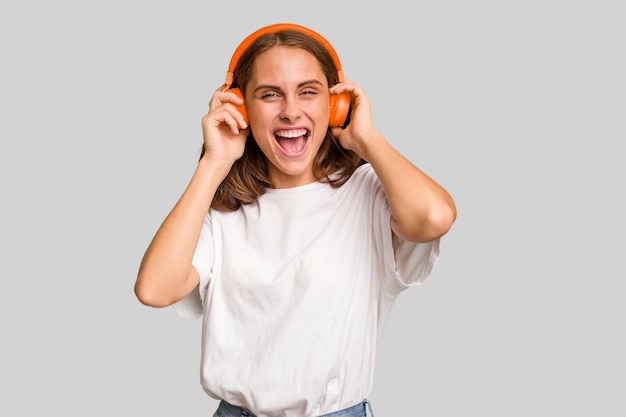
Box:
[250,46,326,84]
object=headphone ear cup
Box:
[227,87,248,124]
[329,92,351,128]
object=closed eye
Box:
[260,91,281,100]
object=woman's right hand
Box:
[201,84,250,167]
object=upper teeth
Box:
[276,129,307,138]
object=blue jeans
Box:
[213,399,374,417]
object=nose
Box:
[279,96,301,122]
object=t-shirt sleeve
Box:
[172,213,214,319]
[392,233,440,287]
[366,167,440,295]
[378,200,441,295]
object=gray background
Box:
[1,0,624,416]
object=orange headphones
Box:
[225,23,351,128]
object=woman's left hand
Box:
[330,80,380,159]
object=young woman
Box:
[135,23,456,417]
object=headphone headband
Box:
[225,23,344,87]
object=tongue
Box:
[277,136,306,154]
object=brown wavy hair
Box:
[204,29,364,212]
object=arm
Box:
[134,86,249,307]
[330,82,456,243]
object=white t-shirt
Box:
[175,163,440,417]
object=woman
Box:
[135,23,456,417]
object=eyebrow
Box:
[253,79,324,93]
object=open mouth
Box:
[275,128,310,155]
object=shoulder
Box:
[343,163,378,188]
[343,163,383,196]
[352,162,375,178]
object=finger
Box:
[207,84,228,108]
[227,104,248,130]
[208,91,244,113]
[330,82,353,95]
[330,126,344,138]
[203,105,248,132]
[221,112,246,135]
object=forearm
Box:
[135,157,230,307]
[362,132,457,243]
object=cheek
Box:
[250,128,272,150]
[248,110,271,138]
[308,100,330,122]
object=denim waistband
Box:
[213,399,374,417]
